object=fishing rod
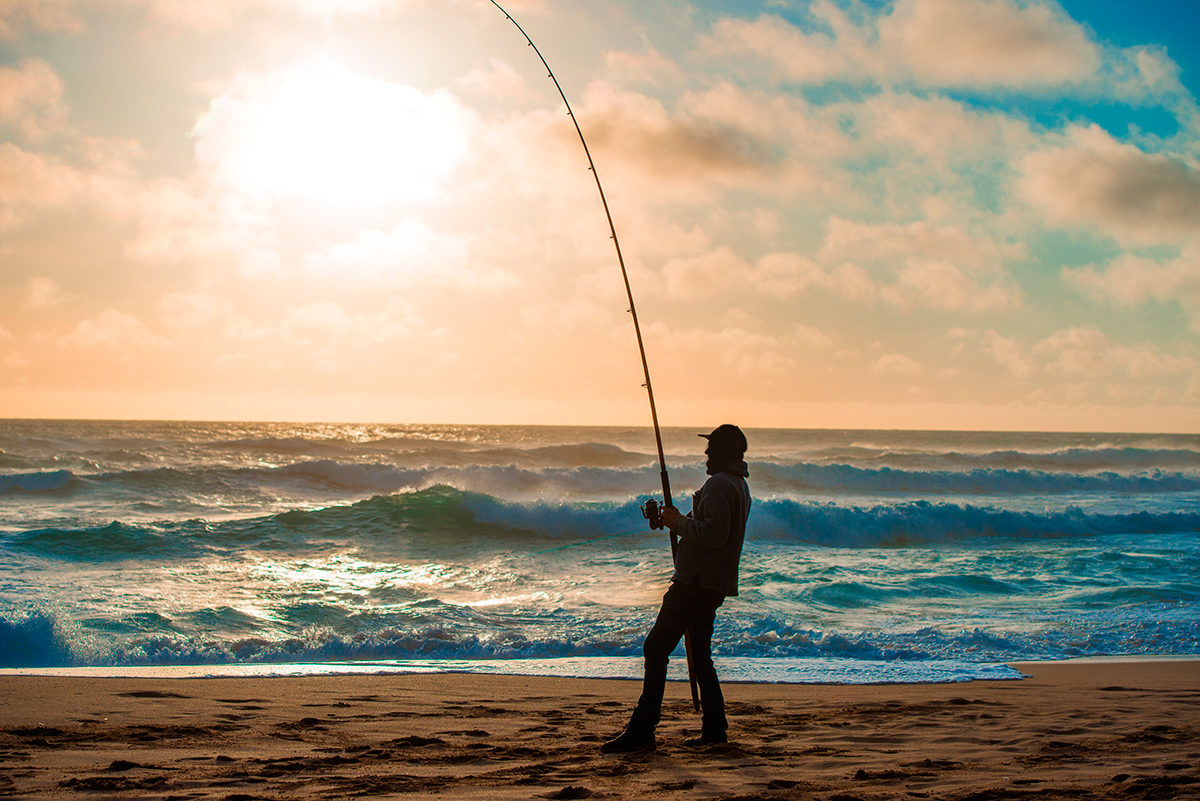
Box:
[488,0,700,712]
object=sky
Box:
[1,0,1198,431]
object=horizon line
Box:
[1,415,1195,437]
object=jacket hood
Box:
[708,459,749,477]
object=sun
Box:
[195,61,472,207]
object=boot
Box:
[682,729,727,747]
[600,706,656,754]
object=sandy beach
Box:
[0,660,1196,800]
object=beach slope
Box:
[1,660,1197,799]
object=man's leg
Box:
[685,589,727,743]
[602,584,692,753]
[636,583,694,720]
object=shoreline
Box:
[2,659,1197,799]
[1,654,1195,683]
[0,655,1032,683]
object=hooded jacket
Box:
[667,460,751,596]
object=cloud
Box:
[280,301,413,346]
[816,219,1024,311]
[469,81,816,223]
[1063,251,1200,305]
[457,58,531,101]
[0,60,145,231]
[1063,248,1200,330]
[478,81,831,208]
[603,47,683,86]
[0,139,142,231]
[520,295,617,333]
[1021,125,1200,244]
[140,0,417,29]
[0,58,66,140]
[0,146,79,227]
[303,221,511,291]
[1107,45,1190,105]
[580,82,781,184]
[0,0,85,37]
[752,252,834,296]
[58,308,164,348]
[0,0,433,36]
[22,276,74,310]
[956,326,1197,385]
[649,321,829,378]
[700,0,1101,90]
[124,181,281,275]
[122,0,255,30]
[871,352,922,374]
[698,5,876,86]
[980,329,1035,378]
[1034,326,1197,378]
[155,292,266,341]
[879,0,1100,89]
[623,215,713,261]
[824,262,880,303]
[792,322,837,352]
[660,246,747,298]
[658,225,1022,312]
[756,253,874,301]
[853,91,1036,163]
[820,218,1024,267]
[681,81,846,160]
[658,247,873,302]
[886,259,1022,312]
[157,292,235,330]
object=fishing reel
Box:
[641,498,665,530]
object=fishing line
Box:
[488,0,700,712]
[486,0,672,510]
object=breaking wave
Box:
[4,603,1197,670]
[5,422,1199,679]
[0,470,75,493]
[8,485,1200,563]
[10,458,1200,506]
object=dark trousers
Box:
[635,581,727,735]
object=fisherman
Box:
[602,424,751,753]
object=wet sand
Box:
[1,660,1197,800]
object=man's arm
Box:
[664,479,734,549]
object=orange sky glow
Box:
[2,0,1199,431]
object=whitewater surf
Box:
[2,420,1198,681]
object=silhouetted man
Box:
[602,424,751,753]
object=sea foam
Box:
[10,485,1200,563]
[3,421,1198,680]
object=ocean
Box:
[2,420,1198,683]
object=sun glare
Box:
[196,62,472,207]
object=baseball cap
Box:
[698,423,747,454]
